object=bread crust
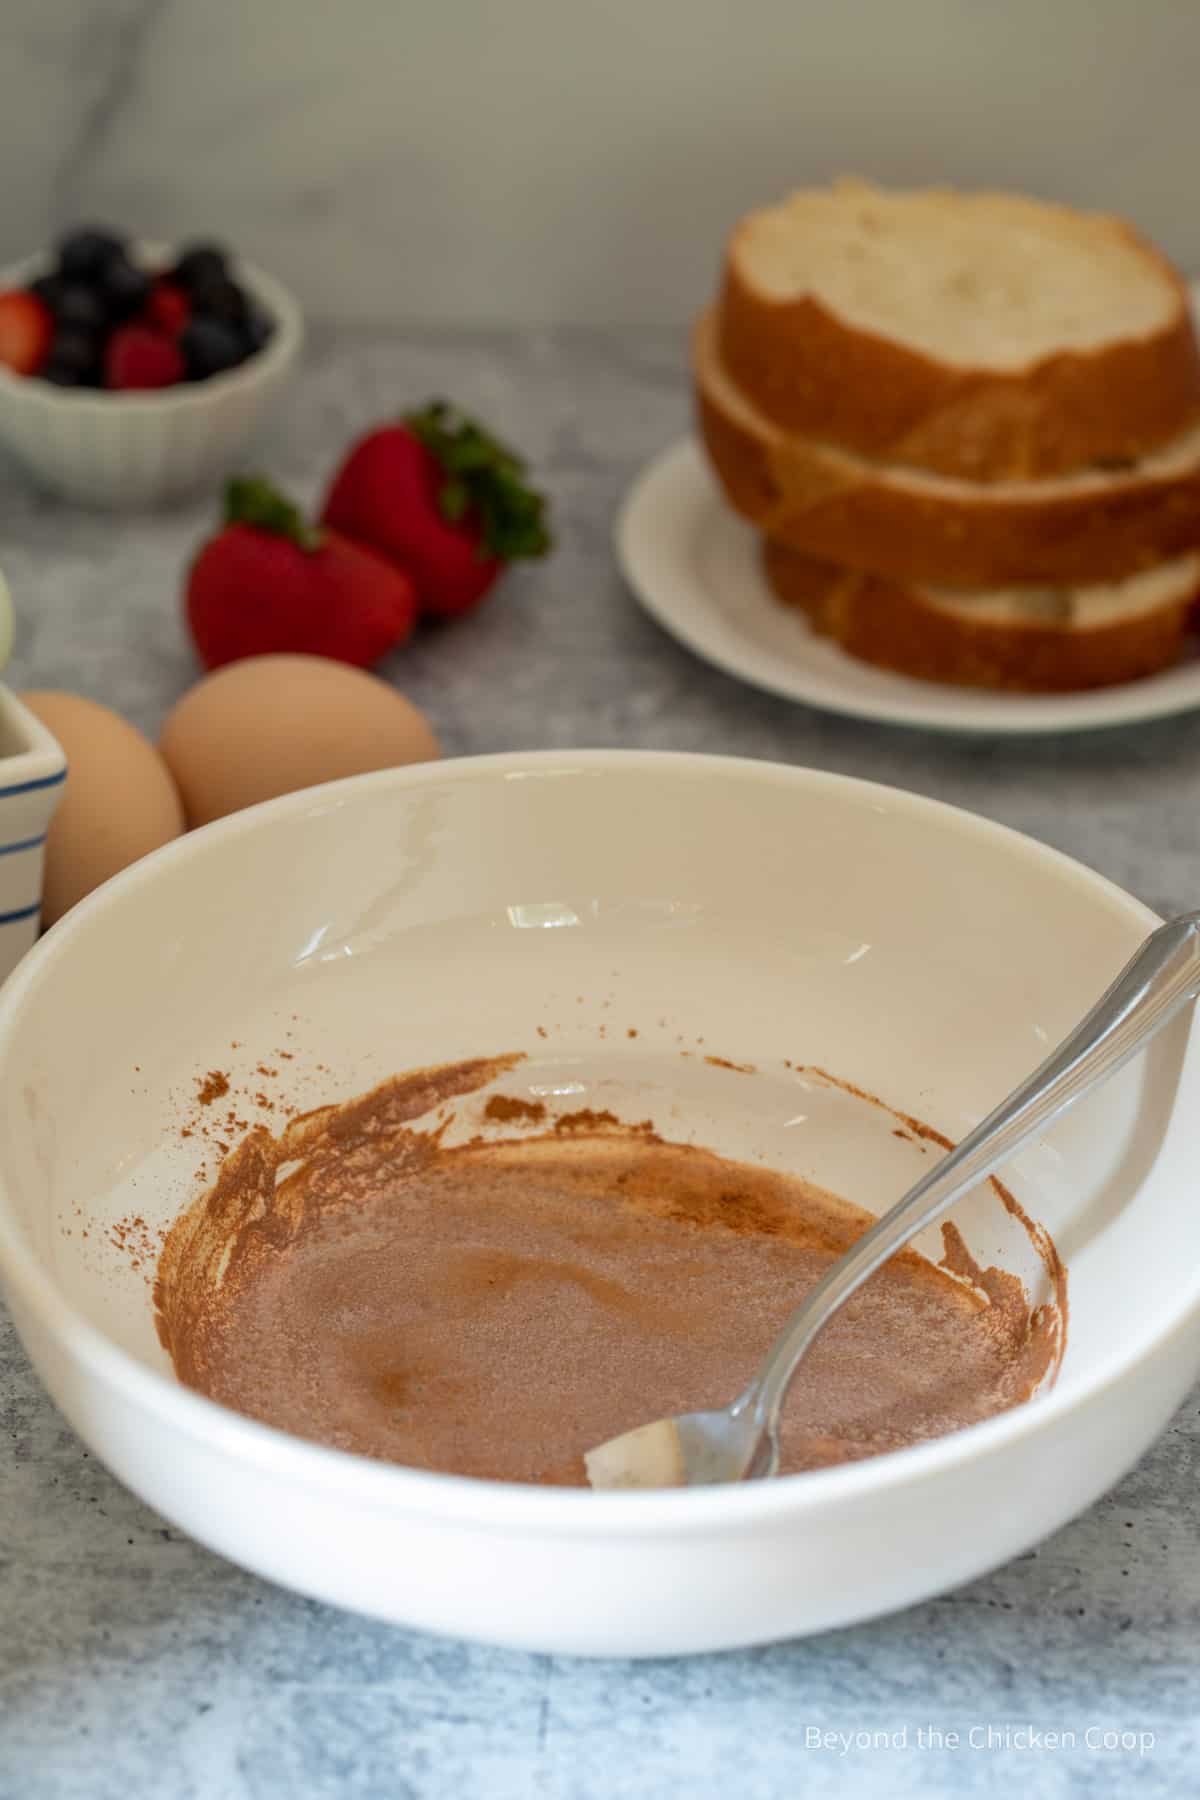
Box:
[719,199,1200,481]
[761,539,1198,692]
[696,314,1200,585]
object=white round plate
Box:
[616,438,1200,736]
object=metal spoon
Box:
[585,911,1200,1490]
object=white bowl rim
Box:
[0,240,302,413]
[0,685,69,786]
[0,747,1179,1533]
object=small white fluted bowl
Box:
[0,751,1197,1657]
[0,685,66,987]
[0,243,302,507]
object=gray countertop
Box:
[2,328,1199,1799]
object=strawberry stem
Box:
[225,476,323,551]
[405,401,552,563]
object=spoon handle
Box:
[747,910,1200,1441]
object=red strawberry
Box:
[105,324,185,390]
[186,477,417,672]
[146,279,191,337]
[0,289,52,376]
[321,402,551,618]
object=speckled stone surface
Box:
[2,329,1200,1799]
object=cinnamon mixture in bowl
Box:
[155,1054,1064,1486]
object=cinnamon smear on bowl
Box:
[155,1057,1064,1486]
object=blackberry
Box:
[173,245,231,293]
[56,226,126,282]
[100,251,151,320]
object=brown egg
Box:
[159,654,441,828]
[21,691,186,926]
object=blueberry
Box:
[52,283,109,333]
[29,273,69,312]
[56,226,126,282]
[40,360,90,387]
[179,316,245,380]
[48,326,101,381]
[190,276,247,327]
[173,244,231,293]
[241,305,274,355]
[100,251,151,320]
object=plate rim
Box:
[616,437,1200,739]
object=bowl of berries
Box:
[0,226,302,508]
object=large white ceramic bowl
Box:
[0,752,1195,1658]
[0,242,302,507]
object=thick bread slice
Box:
[695,311,1200,586]
[762,538,1200,691]
[719,179,1200,481]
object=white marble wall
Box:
[2,0,1197,325]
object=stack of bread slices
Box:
[695,179,1200,690]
